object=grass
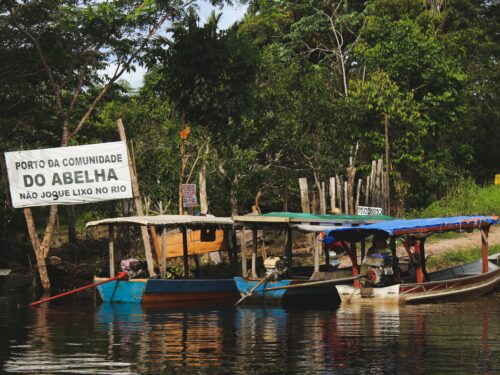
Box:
[426,244,500,271]
[419,179,500,218]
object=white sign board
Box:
[181,184,198,208]
[357,206,383,215]
[5,142,132,208]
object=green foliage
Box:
[419,179,500,217]
[426,244,500,271]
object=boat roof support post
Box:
[348,241,360,288]
[481,225,490,273]
[252,226,257,278]
[420,237,430,281]
[229,227,238,275]
[182,225,190,278]
[360,239,366,261]
[108,225,115,277]
[314,233,321,273]
[414,240,424,283]
[286,226,293,274]
[150,225,163,276]
[241,226,247,277]
[161,227,167,279]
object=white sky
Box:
[108,1,248,89]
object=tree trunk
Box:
[230,186,238,216]
[23,208,51,291]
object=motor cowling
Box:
[362,253,395,286]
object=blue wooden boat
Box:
[232,213,393,305]
[95,277,239,304]
[233,276,341,306]
[87,215,240,304]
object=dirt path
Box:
[423,225,500,257]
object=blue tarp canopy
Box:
[323,216,499,242]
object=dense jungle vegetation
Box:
[1,1,499,275]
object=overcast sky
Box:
[111,1,248,89]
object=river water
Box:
[1,292,499,374]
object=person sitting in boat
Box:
[361,235,395,286]
[365,235,391,260]
[326,240,349,269]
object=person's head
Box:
[372,235,388,249]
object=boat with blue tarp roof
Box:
[299,216,500,304]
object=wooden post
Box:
[230,227,238,275]
[149,225,162,274]
[355,178,362,214]
[299,178,310,213]
[117,119,156,277]
[365,176,370,206]
[181,226,189,278]
[320,182,326,215]
[481,226,490,273]
[199,165,208,214]
[240,226,247,277]
[336,175,342,212]
[161,227,167,279]
[346,166,356,215]
[108,226,115,277]
[344,181,348,214]
[194,255,201,277]
[286,226,293,274]
[330,177,336,212]
[348,241,360,288]
[251,226,257,278]
[414,240,424,283]
[314,234,321,273]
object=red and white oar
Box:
[30,271,128,307]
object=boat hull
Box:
[336,267,500,304]
[96,277,239,304]
[234,277,340,306]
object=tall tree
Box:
[0,0,218,291]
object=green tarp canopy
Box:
[261,212,394,222]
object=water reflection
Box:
[1,293,499,374]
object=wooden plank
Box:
[163,229,225,258]
[117,119,156,277]
[298,178,310,213]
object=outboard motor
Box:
[361,253,395,286]
[121,258,148,279]
[263,256,287,281]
